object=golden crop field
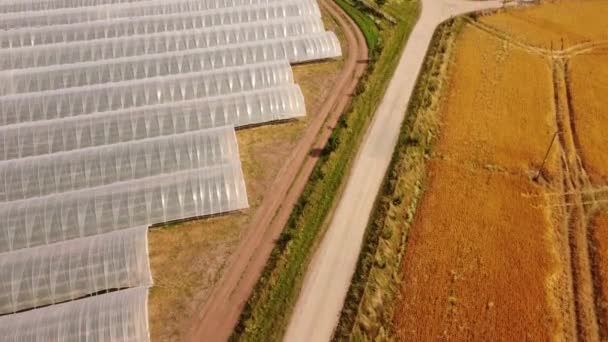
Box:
[592,211,608,338]
[480,0,608,49]
[393,1,608,341]
[569,52,608,183]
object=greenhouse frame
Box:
[0,287,150,342]
[0,226,151,314]
[0,0,340,339]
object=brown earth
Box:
[146,5,353,341]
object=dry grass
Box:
[480,0,608,49]
[568,53,608,183]
[147,10,346,342]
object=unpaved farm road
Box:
[284,1,503,341]
[185,0,368,341]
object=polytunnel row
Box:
[0,85,306,160]
[0,17,332,70]
[0,0,341,340]
[0,287,150,342]
[0,1,321,48]
[0,60,295,125]
[0,126,241,201]
[0,226,151,314]
[0,0,289,30]
[0,33,340,94]
[0,0,284,19]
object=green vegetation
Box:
[332,18,465,341]
[335,0,380,55]
[230,0,420,341]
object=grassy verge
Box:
[230,0,420,341]
[332,17,465,341]
[335,0,380,55]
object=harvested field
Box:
[147,9,346,342]
[393,2,608,341]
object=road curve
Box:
[283,1,503,341]
[185,0,368,341]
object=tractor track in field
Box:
[466,18,608,59]
[185,0,368,340]
[460,20,608,340]
[551,56,604,342]
[456,18,608,341]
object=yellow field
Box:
[481,0,608,49]
[394,1,608,340]
[394,23,561,340]
[569,53,608,183]
[147,11,346,341]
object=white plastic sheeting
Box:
[0,4,321,48]
[0,287,150,342]
[0,33,340,95]
[0,226,151,314]
[0,14,323,49]
[0,61,293,126]
[0,0,340,333]
[0,126,240,201]
[0,0,285,22]
[0,18,325,70]
[0,85,305,160]
[0,162,248,253]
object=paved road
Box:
[284,1,503,341]
[185,1,367,340]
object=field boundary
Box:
[332,17,463,341]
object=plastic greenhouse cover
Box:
[0,85,305,160]
[0,162,248,253]
[0,32,340,95]
[0,18,322,70]
[0,0,178,13]
[0,60,294,126]
[0,10,323,48]
[0,0,281,16]
[0,287,150,342]
[0,226,152,314]
[0,126,240,201]
[0,0,299,30]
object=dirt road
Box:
[185,1,368,340]
[283,1,503,341]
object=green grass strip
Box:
[335,0,380,55]
[230,1,420,341]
